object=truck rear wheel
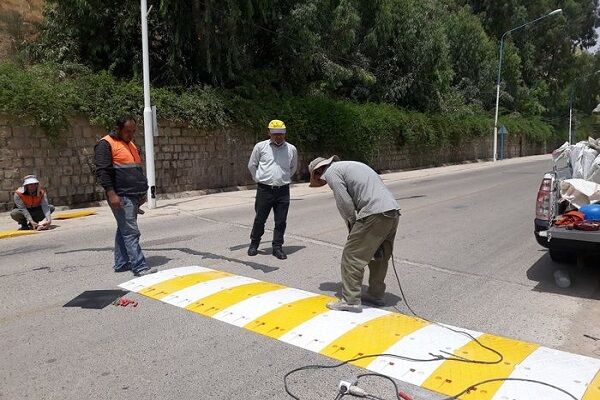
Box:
[549,249,575,263]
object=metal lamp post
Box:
[493,9,563,162]
[141,0,156,208]
[568,70,600,144]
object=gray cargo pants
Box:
[340,210,399,304]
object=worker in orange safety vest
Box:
[11,175,54,230]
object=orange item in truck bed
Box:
[554,210,585,227]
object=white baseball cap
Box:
[23,175,39,186]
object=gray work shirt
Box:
[322,161,399,226]
[248,139,298,186]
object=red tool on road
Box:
[398,391,413,400]
[114,297,138,307]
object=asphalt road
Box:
[1,155,598,400]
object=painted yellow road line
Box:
[185,281,285,317]
[139,270,232,299]
[422,334,538,399]
[582,370,600,400]
[245,294,333,338]
[0,230,37,239]
[320,313,429,367]
[54,210,96,219]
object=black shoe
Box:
[247,243,259,256]
[272,247,287,260]
[361,293,386,307]
[18,223,31,231]
[114,264,132,273]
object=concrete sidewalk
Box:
[0,154,551,232]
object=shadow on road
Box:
[142,235,198,246]
[527,251,600,300]
[1,244,62,257]
[228,242,306,256]
[146,255,172,268]
[57,246,279,273]
[319,281,404,307]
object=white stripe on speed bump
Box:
[119,265,211,292]
[367,323,483,386]
[160,275,260,308]
[491,346,600,400]
[212,287,318,327]
[279,308,390,353]
[120,267,600,400]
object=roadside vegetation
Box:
[2,0,599,157]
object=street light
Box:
[141,0,157,208]
[493,8,563,162]
[569,70,600,144]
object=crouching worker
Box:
[308,156,400,313]
[11,175,54,231]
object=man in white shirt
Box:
[308,156,400,312]
[247,119,298,259]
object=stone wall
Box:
[0,114,551,211]
[373,134,548,172]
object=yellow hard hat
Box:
[268,119,286,134]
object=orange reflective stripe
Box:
[16,188,45,208]
[102,135,142,165]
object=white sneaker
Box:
[326,300,362,313]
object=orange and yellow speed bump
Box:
[120,266,600,400]
[53,210,97,220]
[0,230,37,240]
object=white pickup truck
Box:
[534,171,600,262]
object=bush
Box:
[0,62,78,141]
[226,94,557,162]
[0,61,229,138]
[0,61,557,158]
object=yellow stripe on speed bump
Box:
[245,294,333,338]
[582,370,600,400]
[320,313,429,367]
[139,270,233,299]
[422,333,538,399]
[186,281,285,317]
[0,230,37,239]
[54,210,97,219]
[119,267,600,400]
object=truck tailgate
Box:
[547,226,600,243]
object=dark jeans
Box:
[110,196,146,273]
[11,205,55,226]
[251,184,290,247]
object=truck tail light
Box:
[536,177,552,220]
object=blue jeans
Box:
[111,196,146,273]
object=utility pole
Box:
[141,0,156,208]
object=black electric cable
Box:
[390,255,504,365]
[442,377,578,400]
[284,352,445,400]
[284,250,579,400]
[356,373,402,400]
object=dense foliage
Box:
[27,0,600,119]
[0,61,559,160]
